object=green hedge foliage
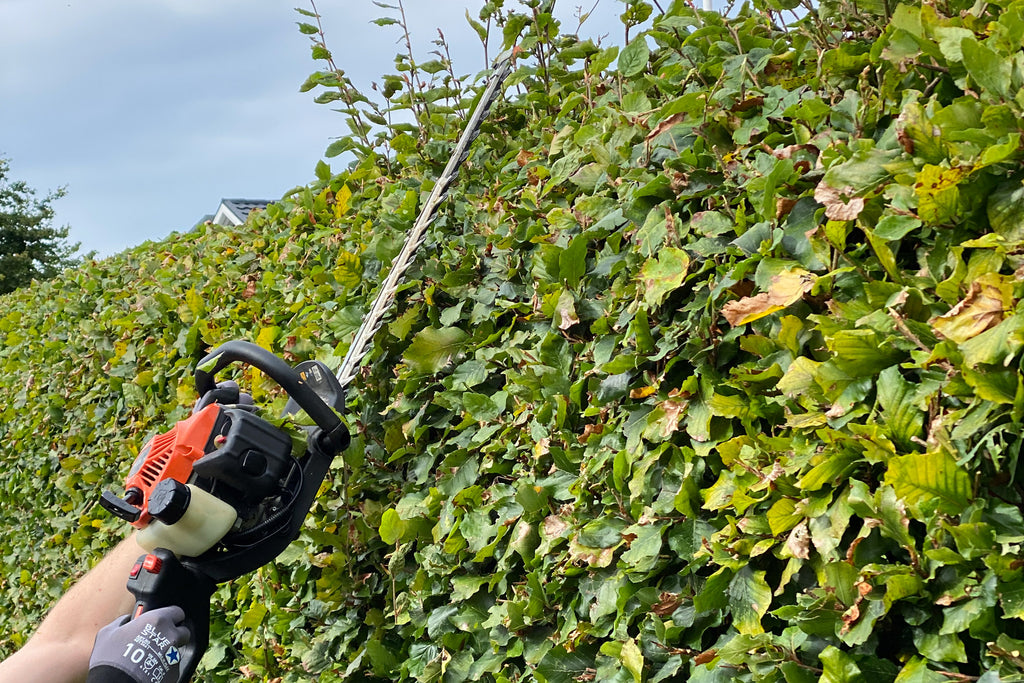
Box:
[4,0,1024,680]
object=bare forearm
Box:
[0,535,141,683]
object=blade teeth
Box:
[334,51,512,388]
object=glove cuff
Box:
[86,664,146,683]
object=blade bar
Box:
[334,50,514,390]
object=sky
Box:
[0,0,627,258]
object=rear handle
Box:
[125,548,214,682]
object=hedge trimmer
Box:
[96,50,513,682]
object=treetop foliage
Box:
[3,0,1024,680]
[0,157,80,294]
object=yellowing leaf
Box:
[568,538,615,567]
[185,288,205,317]
[629,385,657,399]
[238,603,268,630]
[554,289,579,331]
[885,451,973,516]
[334,184,352,218]
[333,251,362,289]
[640,247,690,307]
[915,164,968,225]
[621,638,644,683]
[255,326,279,351]
[931,273,1012,343]
[722,268,817,327]
[777,356,821,398]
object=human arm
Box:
[0,535,142,683]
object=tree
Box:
[0,157,80,295]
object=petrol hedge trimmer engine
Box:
[98,342,351,680]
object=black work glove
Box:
[192,379,254,414]
[87,606,189,683]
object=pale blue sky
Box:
[0,1,626,257]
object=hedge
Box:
[3,0,1024,680]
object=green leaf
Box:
[619,523,663,573]
[560,235,588,289]
[798,452,860,492]
[324,137,355,158]
[820,646,864,683]
[829,329,904,377]
[873,214,922,241]
[403,326,468,374]
[963,367,1019,404]
[884,451,973,516]
[934,27,973,62]
[876,366,925,449]
[379,508,406,545]
[767,498,802,535]
[536,646,596,683]
[961,36,1011,97]
[618,36,650,77]
[913,630,967,663]
[694,568,732,613]
[1000,580,1024,619]
[960,313,1024,367]
[238,602,268,629]
[987,177,1024,243]
[465,9,487,43]
[728,567,772,635]
[463,392,502,421]
[365,639,400,676]
[894,657,948,683]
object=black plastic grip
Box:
[194,341,343,438]
[126,549,215,682]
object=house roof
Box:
[212,198,272,227]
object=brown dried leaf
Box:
[542,515,570,538]
[931,273,1012,343]
[772,143,820,160]
[578,423,604,443]
[646,112,687,141]
[722,268,818,327]
[556,292,580,331]
[786,520,811,560]
[731,96,765,113]
[776,197,798,218]
[840,603,861,634]
[813,183,866,221]
[652,592,684,616]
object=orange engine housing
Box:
[125,404,222,528]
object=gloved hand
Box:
[87,606,190,683]
[192,379,254,414]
